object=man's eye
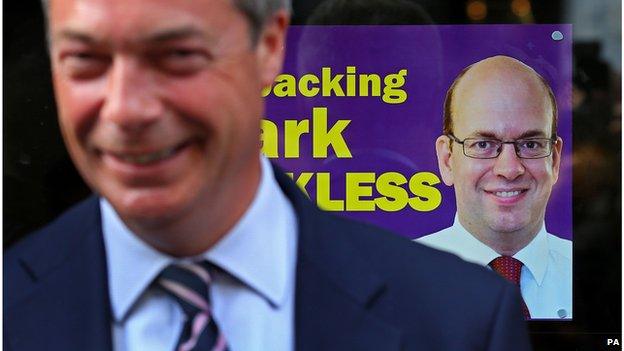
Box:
[156,49,211,74]
[60,52,110,79]
[519,140,544,149]
[473,140,495,149]
[164,49,197,59]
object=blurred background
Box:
[4,0,621,349]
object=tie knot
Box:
[489,256,523,285]
[156,261,213,317]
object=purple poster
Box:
[263,25,572,241]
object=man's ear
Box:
[435,135,455,186]
[551,136,563,183]
[255,10,289,88]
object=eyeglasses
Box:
[447,133,557,159]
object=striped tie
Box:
[156,261,229,351]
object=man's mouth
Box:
[485,188,528,202]
[103,141,194,166]
[115,146,180,165]
[494,190,523,198]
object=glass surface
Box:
[4,0,621,349]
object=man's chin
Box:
[487,216,530,234]
[106,191,189,229]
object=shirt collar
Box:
[447,215,500,266]
[102,156,296,322]
[101,199,171,322]
[204,156,296,308]
[452,215,549,286]
[513,226,549,286]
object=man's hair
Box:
[231,0,291,43]
[40,0,291,44]
[443,62,558,138]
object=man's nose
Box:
[100,57,163,132]
[493,144,525,180]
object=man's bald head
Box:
[435,55,563,251]
[443,55,557,137]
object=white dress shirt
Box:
[102,156,298,351]
[416,215,572,320]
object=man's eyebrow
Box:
[143,27,209,43]
[469,131,498,139]
[53,29,98,44]
[517,130,549,139]
[469,130,549,139]
[52,27,209,45]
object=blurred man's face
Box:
[49,0,285,228]
[436,59,562,237]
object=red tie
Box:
[489,256,531,319]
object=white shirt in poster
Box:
[416,215,572,320]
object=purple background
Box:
[265,25,572,240]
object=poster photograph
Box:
[265,25,572,320]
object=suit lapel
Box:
[5,197,113,351]
[8,169,402,351]
[274,169,403,351]
[294,253,403,351]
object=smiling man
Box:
[418,55,572,320]
[5,1,532,350]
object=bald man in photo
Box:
[418,55,572,320]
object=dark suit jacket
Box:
[4,168,532,350]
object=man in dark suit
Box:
[4,0,532,350]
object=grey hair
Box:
[40,0,291,44]
[234,0,291,43]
